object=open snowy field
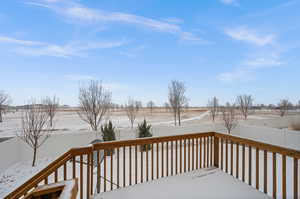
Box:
[0,108,300,198]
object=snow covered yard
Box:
[0,157,53,198]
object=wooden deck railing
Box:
[4,132,300,199]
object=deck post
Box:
[214,136,219,168]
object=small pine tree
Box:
[137,119,153,151]
[101,120,116,155]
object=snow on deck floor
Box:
[93,168,271,199]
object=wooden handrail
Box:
[214,132,300,159]
[4,131,300,199]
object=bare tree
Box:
[0,91,12,123]
[147,100,155,115]
[17,101,52,166]
[77,80,112,131]
[208,96,219,122]
[236,94,253,120]
[168,80,188,126]
[43,96,59,127]
[277,99,291,117]
[125,98,139,128]
[221,103,238,134]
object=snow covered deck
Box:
[92,167,271,199]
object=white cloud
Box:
[225,27,275,46]
[244,58,282,68]
[0,35,126,57]
[0,35,45,46]
[163,17,184,24]
[220,0,237,5]
[27,0,205,44]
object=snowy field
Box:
[0,108,300,198]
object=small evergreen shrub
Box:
[137,119,153,151]
[101,120,116,155]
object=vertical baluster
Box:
[264,150,267,194]
[80,154,83,199]
[196,138,199,170]
[97,151,101,193]
[104,151,107,192]
[129,146,132,186]
[123,146,126,187]
[54,169,58,182]
[157,142,159,178]
[146,143,149,181]
[73,156,76,180]
[242,144,245,182]
[249,146,252,186]
[207,137,210,167]
[188,139,190,171]
[141,144,144,182]
[282,155,286,199]
[171,141,174,175]
[200,138,202,168]
[230,141,233,176]
[87,153,90,199]
[210,136,213,167]
[44,177,48,185]
[117,148,119,189]
[192,138,195,170]
[110,149,113,191]
[213,136,219,168]
[204,137,206,168]
[91,152,93,195]
[64,162,67,181]
[135,145,138,184]
[226,139,228,173]
[180,139,182,173]
[161,142,164,177]
[221,138,223,170]
[236,143,239,179]
[273,152,276,199]
[256,148,259,190]
[166,141,169,176]
[176,140,178,175]
[151,143,154,180]
[184,139,187,172]
[294,158,298,199]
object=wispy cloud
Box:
[218,53,283,82]
[225,27,275,46]
[220,0,238,5]
[163,17,184,24]
[0,35,126,57]
[26,0,206,44]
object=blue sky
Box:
[1,0,300,106]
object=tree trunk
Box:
[32,147,37,167]
[50,117,53,127]
[178,110,181,126]
[174,111,177,126]
[0,110,2,123]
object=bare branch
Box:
[43,96,59,127]
[236,94,253,120]
[147,100,155,115]
[17,100,51,166]
[221,102,238,134]
[168,80,187,126]
[77,80,112,131]
[208,96,219,122]
[0,90,12,123]
[277,99,292,117]
[125,97,139,128]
